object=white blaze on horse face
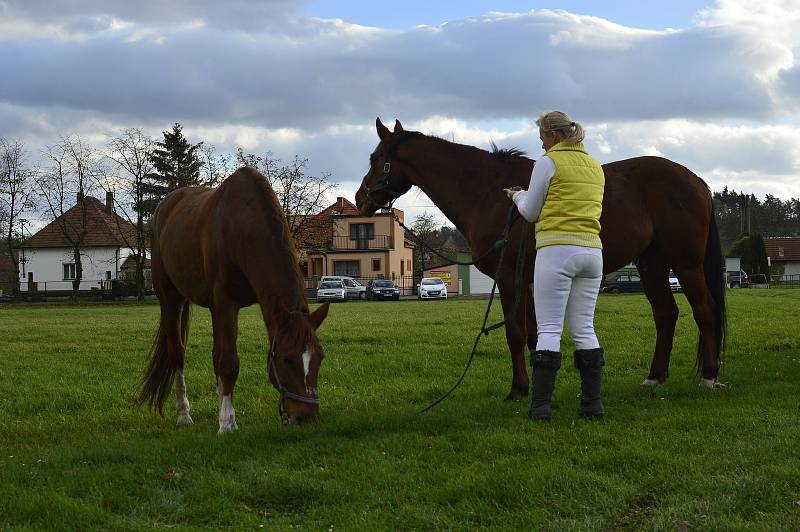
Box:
[302,349,311,379]
[302,348,312,392]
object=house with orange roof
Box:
[764,237,800,276]
[302,197,415,283]
[19,192,139,292]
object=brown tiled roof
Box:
[319,197,360,217]
[23,196,138,249]
[295,214,331,249]
[120,255,151,270]
[764,237,800,262]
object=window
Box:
[779,246,785,257]
[372,259,381,272]
[105,271,112,280]
[333,261,360,277]
[400,259,404,276]
[63,263,76,280]
[350,223,374,249]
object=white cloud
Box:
[1,0,799,233]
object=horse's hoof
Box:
[699,378,726,389]
[176,413,194,427]
[640,378,660,387]
[505,388,529,401]
[217,420,239,435]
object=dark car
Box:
[727,270,749,288]
[366,279,400,300]
[603,273,643,293]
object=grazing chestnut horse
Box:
[138,167,330,433]
[356,118,726,401]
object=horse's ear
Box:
[393,119,404,132]
[310,301,330,330]
[376,117,391,141]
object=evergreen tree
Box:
[142,123,204,216]
[728,233,770,282]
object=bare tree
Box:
[410,211,438,271]
[102,128,155,300]
[200,143,234,188]
[0,137,35,293]
[236,149,338,250]
[37,135,101,299]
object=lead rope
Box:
[420,205,529,413]
[365,183,529,413]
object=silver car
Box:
[316,280,346,302]
[320,276,367,300]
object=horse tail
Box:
[701,203,727,371]
[138,303,190,415]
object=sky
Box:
[1,0,799,230]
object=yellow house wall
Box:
[307,211,413,280]
[332,215,392,240]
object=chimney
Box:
[106,191,114,213]
[332,196,344,214]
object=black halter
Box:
[268,334,320,425]
[359,133,417,208]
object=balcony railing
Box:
[329,235,393,250]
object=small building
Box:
[763,237,800,276]
[19,193,138,292]
[302,197,415,284]
[453,251,496,296]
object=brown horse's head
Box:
[268,302,330,425]
[356,117,415,216]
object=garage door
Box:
[468,264,498,295]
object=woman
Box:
[504,111,605,421]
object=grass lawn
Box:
[1,290,799,530]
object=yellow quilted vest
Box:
[535,141,604,250]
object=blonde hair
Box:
[536,111,585,144]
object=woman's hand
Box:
[504,186,523,200]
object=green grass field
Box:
[1,290,799,530]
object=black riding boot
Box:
[528,350,562,421]
[574,348,605,418]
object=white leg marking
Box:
[217,393,238,435]
[699,378,726,389]
[640,378,660,387]
[175,370,193,426]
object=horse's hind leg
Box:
[672,264,722,387]
[175,300,193,426]
[638,254,679,386]
[211,296,240,434]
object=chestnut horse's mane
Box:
[387,130,528,162]
[250,172,319,353]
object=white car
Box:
[320,276,367,300]
[417,277,448,300]
[669,270,682,292]
[316,280,346,302]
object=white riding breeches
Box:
[533,244,603,353]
